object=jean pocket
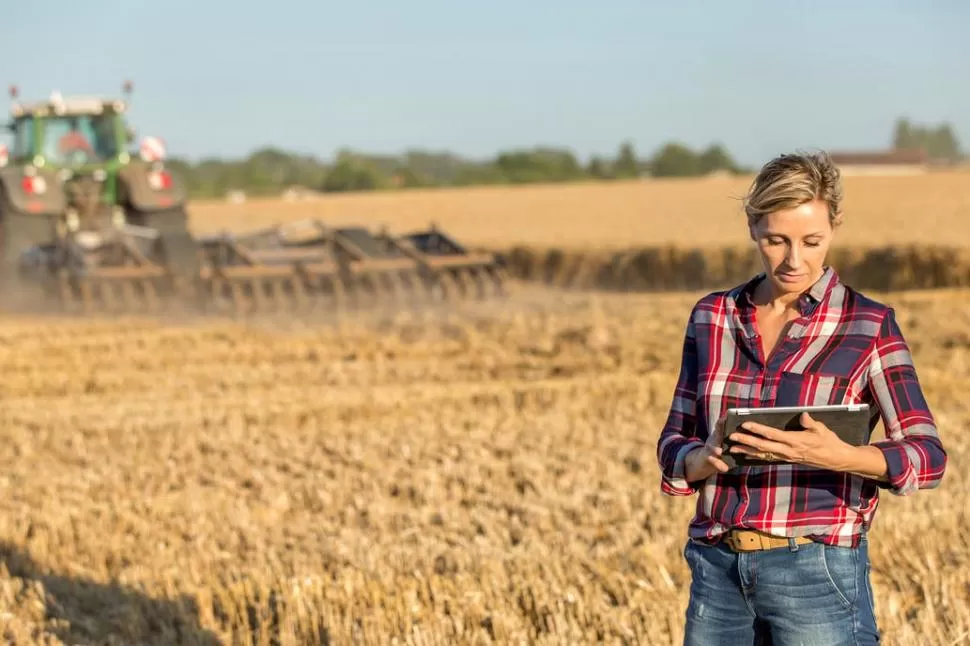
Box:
[817,545,860,610]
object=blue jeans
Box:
[682,535,880,645]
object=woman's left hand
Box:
[727,412,852,471]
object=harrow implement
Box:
[380,224,509,301]
[196,219,509,316]
[18,223,184,315]
[12,216,509,317]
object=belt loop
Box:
[788,537,799,552]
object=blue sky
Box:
[4,0,968,166]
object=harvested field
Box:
[0,285,966,645]
[188,171,970,250]
[188,171,970,293]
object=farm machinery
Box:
[194,219,508,316]
[0,84,508,315]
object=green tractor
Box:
[0,82,199,312]
[0,83,510,317]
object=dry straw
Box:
[0,286,967,644]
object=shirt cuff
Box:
[661,438,706,496]
[870,439,916,495]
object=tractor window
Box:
[11,118,34,160]
[40,115,120,166]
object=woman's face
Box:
[749,198,835,298]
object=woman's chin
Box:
[770,273,811,293]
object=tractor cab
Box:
[6,90,133,173]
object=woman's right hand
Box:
[684,416,731,483]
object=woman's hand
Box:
[727,412,853,470]
[684,416,731,482]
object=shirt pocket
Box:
[774,371,857,408]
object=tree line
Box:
[165,118,963,199]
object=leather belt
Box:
[723,529,814,552]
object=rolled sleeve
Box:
[660,436,706,495]
[657,306,704,496]
[868,308,948,495]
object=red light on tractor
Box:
[21,175,47,195]
[148,169,173,191]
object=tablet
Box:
[720,403,872,470]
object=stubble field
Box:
[192,171,970,293]
[0,173,968,645]
[187,171,970,250]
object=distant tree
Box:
[927,123,961,162]
[649,142,702,177]
[392,165,433,189]
[612,141,640,178]
[321,151,389,192]
[892,118,918,150]
[166,138,750,198]
[494,147,585,184]
[697,143,740,174]
[452,164,508,186]
[586,155,611,179]
[892,117,963,162]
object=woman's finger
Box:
[738,421,787,440]
[706,455,731,473]
[729,443,792,462]
[728,431,791,455]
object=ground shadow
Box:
[0,541,222,646]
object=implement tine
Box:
[333,274,348,312]
[229,279,247,318]
[291,274,309,312]
[57,270,76,314]
[144,279,160,312]
[121,279,138,311]
[78,280,93,314]
[251,278,268,313]
[271,278,287,313]
[383,271,403,307]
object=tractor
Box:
[0,82,198,311]
[0,83,508,316]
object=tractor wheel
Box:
[0,186,58,311]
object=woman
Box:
[656,150,948,645]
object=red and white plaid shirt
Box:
[657,267,948,547]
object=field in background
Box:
[187,171,970,250]
[0,287,966,645]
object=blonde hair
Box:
[743,150,844,227]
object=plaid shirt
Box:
[656,266,947,547]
